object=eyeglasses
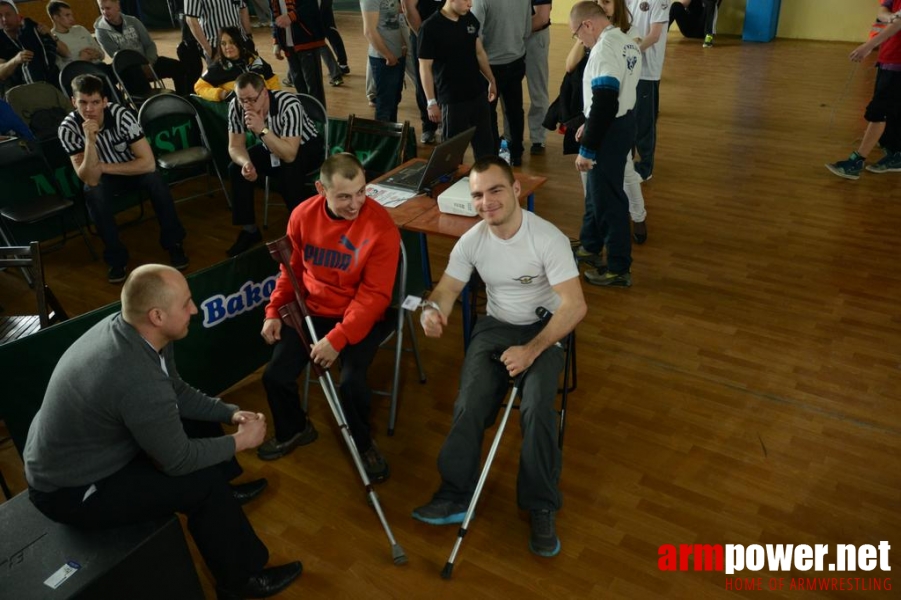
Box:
[237,90,264,106]
[571,21,586,39]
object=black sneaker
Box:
[361,441,389,483]
[108,265,127,284]
[227,229,263,257]
[339,64,350,75]
[529,509,561,557]
[584,268,631,287]
[510,156,523,167]
[530,143,545,155]
[257,421,318,461]
[632,221,647,245]
[411,498,468,525]
[329,76,344,87]
[169,243,189,271]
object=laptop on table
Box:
[377,127,476,194]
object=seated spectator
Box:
[226,72,323,257]
[195,26,278,102]
[0,0,61,88]
[47,1,107,69]
[94,0,191,96]
[58,74,189,282]
[0,97,34,140]
[258,152,399,484]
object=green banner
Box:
[0,246,278,454]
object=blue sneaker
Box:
[411,499,467,525]
[866,151,901,173]
[529,510,561,557]
[825,157,863,180]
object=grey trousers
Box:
[434,316,564,511]
[524,28,550,146]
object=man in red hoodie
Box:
[258,153,400,482]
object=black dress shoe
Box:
[231,478,268,506]
[217,561,303,599]
[227,229,263,257]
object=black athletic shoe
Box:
[227,229,263,257]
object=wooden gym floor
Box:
[1,12,899,599]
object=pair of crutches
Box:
[267,237,408,566]
[441,307,554,579]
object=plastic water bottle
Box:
[499,139,511,165]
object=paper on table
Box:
[366,184,419,207]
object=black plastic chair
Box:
[59,61,124,106]
[112,49,172,108]
[0,139,96,278]
[138,94,229,206]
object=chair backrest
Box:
[112,49,166,105]
[5,82,70,115]
[343,114,411,177]
[296,93,329,161]
[139,93,213,159]
[59,61,124,106]
[0,138,66,200]
[0,242,66,332]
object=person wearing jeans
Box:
[362,0,405,122]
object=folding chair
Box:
[343,114,411,179]
[262,93,329,228]
[4,82,71,141]
[302,240,427,436]
[138,94,230,206]
[0,139,96,278]
[372,239,427,435]
[0,241,68,345]
[59,61,125,107]
[113,49,173,108]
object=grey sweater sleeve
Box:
[163,345,239,423]
[131,17,159,63]
[94,25,116,58]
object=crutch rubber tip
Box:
[440,562,454,579]
[392,544,408,565]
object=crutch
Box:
[441,307,553,579]
[267,238,408,566]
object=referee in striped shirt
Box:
[226,72,323,256]
[59,74,188,283]
[185,0,254,62]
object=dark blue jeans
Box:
[84,171,185,268]
[634,79,659,180]
[582,111,635,274]
[409,31,437,134]
[369,55,405,122]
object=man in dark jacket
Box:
[0,0,60,88]
[271,0,327,107]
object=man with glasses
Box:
[226,72,323,256]
[571,0,641,287]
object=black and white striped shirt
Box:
[184,0,248,48]
[228,90,317,152]
[58,103,144,164]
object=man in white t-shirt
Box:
[47,1,106,69]
[627,0,669,181]
[411,156,586,558]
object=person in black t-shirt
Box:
[417,0,496,159]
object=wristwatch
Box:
[260,127,270,137]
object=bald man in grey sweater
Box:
[24,265,302,600]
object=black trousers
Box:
[229,144,310,226]
[262,316,392,452]
[442,95,496,161]
[488,56,526,159]
[287,49,326,109]
[27,420,268,589]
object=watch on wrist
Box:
[260,127,270,137]
[427,99,438,108]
